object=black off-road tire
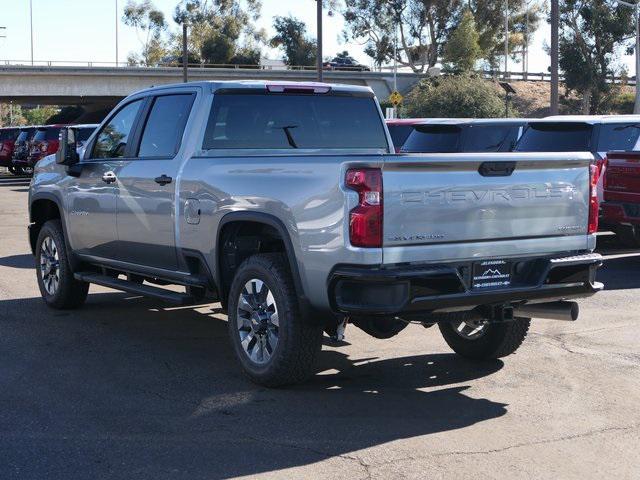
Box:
[227,253,323,387]
[439,317,531,360]
[35,220,89,309]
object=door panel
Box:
[115,160,179,269]
[113,93,195,271]
[65,162,120,258]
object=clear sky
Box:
[0,0,632,74]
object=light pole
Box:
[182,22,188,83]
[393,23,398,91]
[505,0,509,78]
[316,0,323,82]
[618,0,640,114]
[29,0,34,65]
[550,0,559,115]
[115,0,119,66]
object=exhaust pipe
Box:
[514,301,579,321]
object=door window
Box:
[92,100,143,159]
[138,94,194,158]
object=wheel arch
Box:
[215,212,309,313]
[28,193,74,265]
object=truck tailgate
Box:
[382,152,593,262]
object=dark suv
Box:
[0,127,22,174]
[11,126,39,174]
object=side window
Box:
[138,94,194,158]
[92,100,143,159]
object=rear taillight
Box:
[588,163,600,234]
[346,168,383,248]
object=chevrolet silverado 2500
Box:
[28,81,603,386]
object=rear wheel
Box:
[439,316,530,360]
[227,253,323,387]
[35,220,89,309]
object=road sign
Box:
[389,90,403,106]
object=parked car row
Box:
[387,115,640,247]
[0,124,98,175]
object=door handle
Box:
[102,171,117,184]
[154,174,173,186]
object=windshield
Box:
[400,125,462,153]
[515,122,593,152]
[203,93,388,150]
[597,123,640,152]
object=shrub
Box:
[405,75,513,118]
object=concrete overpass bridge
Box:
[0,65,424,108]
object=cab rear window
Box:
[203,93,388,150]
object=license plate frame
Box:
[472,260,512,290]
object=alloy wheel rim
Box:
[40,236,60,296]
[452,319,488,340]
[236,279,279,365]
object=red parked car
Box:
[0,127,22,174]
[24,125,67,170]
[601,151,640,246]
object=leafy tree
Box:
[509,2,546,72]
[23,107,59,125]
[443,9,482,73]
[404,76,511,118]
[174,0,264,65]
[0,104,26,127]
[342,0,456,73]
[270,16,317,66]
[123,0,168,66]
[559,0,634,113]
[342,0,544,72]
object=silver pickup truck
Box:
[28,80,603,386]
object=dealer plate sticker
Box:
[472,260,512,289]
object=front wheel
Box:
[439,316,531,360]
[35,220,89,309]
[227,253,323,387]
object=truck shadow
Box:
[0,254,34,269]
[1,293,507,479]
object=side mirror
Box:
[56,128,80,166]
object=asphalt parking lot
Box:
[1,172,639,480]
